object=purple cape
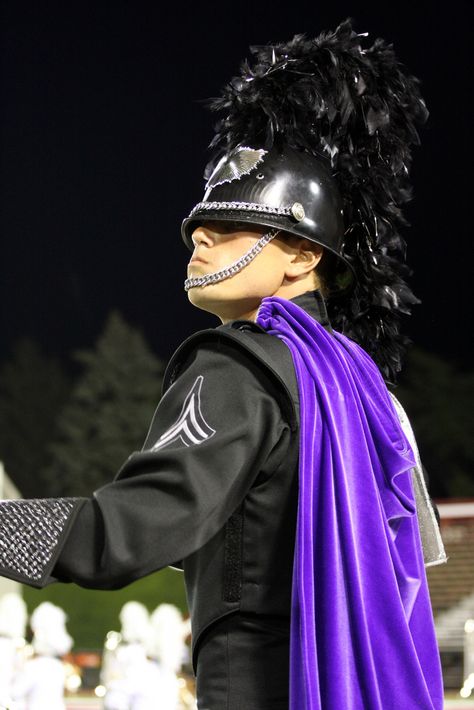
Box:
[257,296,443,710]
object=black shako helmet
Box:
[181,19,429,381]
[181,143,355,293]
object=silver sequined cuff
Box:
[0,498,85,586]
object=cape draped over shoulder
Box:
[256,296,443,710]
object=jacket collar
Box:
[288,289,332,332]
[222,289,332,334]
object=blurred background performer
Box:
[11,601,72,710]
[148,604,187,710]
[102,601,151,710]
[0,19,447,710]
[0,593,28,709]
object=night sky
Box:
[1,1,472,368]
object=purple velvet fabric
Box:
[257,296,443,710]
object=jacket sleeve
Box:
[0,338,290,589]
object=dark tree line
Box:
[0,339,71,497]
[394,348,474,498]
[0,312,163,497]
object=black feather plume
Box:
[203,18,428,383]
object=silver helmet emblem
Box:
[205,146,267,192]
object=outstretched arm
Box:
[0,339,290,589]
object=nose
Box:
[191,225,214,248]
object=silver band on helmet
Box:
[189,201,294,219]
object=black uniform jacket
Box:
[0,291,336,658]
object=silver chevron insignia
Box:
[151,376,216,451]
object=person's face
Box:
[186,220,321,323]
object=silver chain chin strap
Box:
[184,229,279,292]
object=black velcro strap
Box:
[223,502,244,603]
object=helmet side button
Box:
[291,202,305,221]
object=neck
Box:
[219,280,323,325]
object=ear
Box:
[284,239,324,279]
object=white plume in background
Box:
[0,593,28,639]
[119,600,151,645]
[30,601,73,657]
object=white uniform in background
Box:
[127,656,163,710]
[103,601,152,710]
[11,601,72,710]
[11,655,67,710]
[0,593,28,710]
[141,604,188,710]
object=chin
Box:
[187,286,223,317]
[188,288,263,325]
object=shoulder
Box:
[163,321,298,431]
